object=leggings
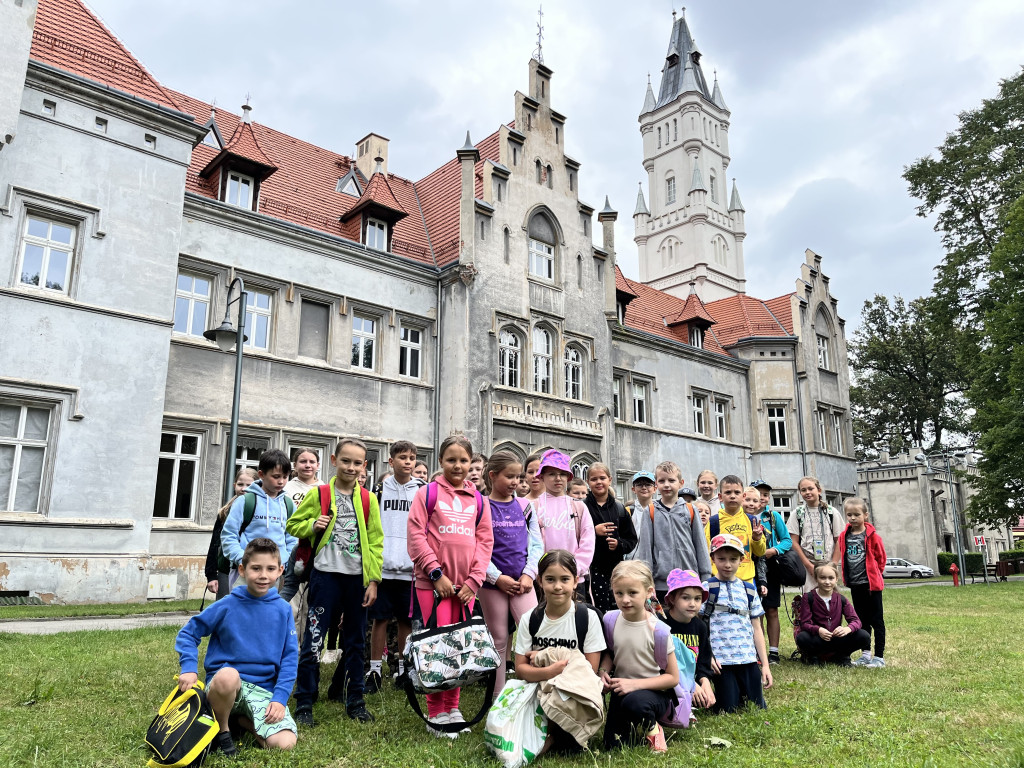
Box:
[478,586,538,695]
[604,689,673,749]
[415,588,475,718]
[796,628,871,662]
[849,585,885,658]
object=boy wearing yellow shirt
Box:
[706,475,766,582]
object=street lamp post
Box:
[204,277,248,504]
[916,449,968,580]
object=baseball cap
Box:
[709,533,745,555]
[750,478,773,491]
[680,486,697,500]
[631,470,656,485]
[665,568,709,603]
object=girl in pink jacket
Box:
[406,435,493,737]
[531,450,595,597]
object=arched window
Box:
[709,172,717,203]
[657,127,662,148]
[535,160,542,184]
[673,118,678,141]
[712,236,728,266]
[527,211,557,280]
[532,326,552,394]
[564,346,583,400]
[499,328,521,388]
[689,326,704,348]
[815,307,834,371]
[576,254,583,288]
[546,165,553,190]
[503,227,510,263]
[571,461,590,481]
[666,176,676,204]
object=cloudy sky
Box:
[87,0,1024,325]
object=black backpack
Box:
[527,602,597,651]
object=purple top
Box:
[798,589,862,634]
[484,498,529,588]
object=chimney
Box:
[456,131,480,268]
[355,132,390,180]
[598,196,618,318]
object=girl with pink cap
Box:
[531,450,595,599]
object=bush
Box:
[937,552,956,574]
[937,551,985,573]
[998,548,1024,561]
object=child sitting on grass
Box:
[796,561,870,666]
[175,537,297,756]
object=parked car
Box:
[884,558,935,578]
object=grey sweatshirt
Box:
[638,496,712,589]
[380,475,424,580]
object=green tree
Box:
[849,295,970,459]
[965,196,1024,528]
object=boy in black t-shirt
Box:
[662,568,716,711]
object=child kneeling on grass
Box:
[663,568,716,713]
[175,537,298,756]
[796,561,870,666]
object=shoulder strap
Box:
[703,580,721,618]
[318,483,331,516]
[649,503,655,523]
[601,609,619,653]
[475,491,485,526]
[685,502,695,522]
[570,498,584,542]
[240,491,257,534]
[528,605,545,639]
[283,495,295,518]
[709,514,720,540]
[360,486,371,526]
[575,602,592,651]
[652,622,671,671]
[425,482,438,521]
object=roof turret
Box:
[633,183,650,216]
[728,179,745,212]
[689,158,706,193]
[711,71,729,111]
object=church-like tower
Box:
[634,11,746,302]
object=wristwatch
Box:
[429,567,443,582]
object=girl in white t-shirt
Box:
[514,549,605,756]
[600,560,680,754]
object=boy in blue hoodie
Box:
[175,537,298,755]
[222,450,297,582]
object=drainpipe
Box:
[792,355,809,476]
[432,274,443,462]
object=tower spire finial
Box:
[532,6,544,64]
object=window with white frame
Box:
[351,314,377,370]
[499,329,521,388]
[564,346,583,400]
[632,381,649,424]
[832,412,844,454]
[532,326,553,394]
[714,399,728,439]
[366,218,388,251]
[689,325,704,348]
[235,438,267,475]
[152,431,202,519]
[399,325,422,378]
[817,334,831,370]
[173,272,211,337]
[666,177,676,205]
[243,289,273,351]
[692,394,707,435]
[709,172,717,203]
[0,400,53,513]
[772,494,793,521]
[571,461,590,480]
[529,238,554,281]
[767,405,788,447]
[816,409,829,450]
[19,215,76,293]
[613,375,624,419]
[225,172,253,208]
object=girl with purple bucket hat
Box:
[532,450,595,599]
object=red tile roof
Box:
[31,0,182,112]
[219,118,277,171]
[763,294,796,334]
[342,171,408,222]
[614,266,797,359]
[664,291,716,327]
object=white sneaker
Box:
[851,655,873,667]
[428,712,457,739]
[320,649,340,665]
[447,709,471,734]
[867,657,886,668]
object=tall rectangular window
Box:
[399,325,422,378]
[19,215,75,294]
[235,439,267,475]
[767,406,788,447]
[244,289,273,351]
[366,218,387,250]
[0,401,52,513]
[632,382,649,424]
[714,400,728,439]
[692,395,707,435]
[564,347,582,400]
[532,327,552,394]
[226,172,253,208]
[817,335,831,370]
[351,314,376,370]
[499,329,521,388]
[816,409,829,450]
[152,431,202,519]
[689,326,704,348]
[528,239,554,280]
[832,412,844,454]
[613,376,623,419]
[666,177,676,205]
[298,299,330,359]
[174,272,211,337]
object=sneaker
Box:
[801,655,821,667]
[347,703,375,723]
[867,657,886,668]
[213,731,237,757]
[852,655,873,667]
[294,709,315,728]
[320,649,340,665]
[365,669,382,694]
[645,723,668,753]
[447,709,472,734]
[506,660,516,677]
[767,650,781,665]
[427,712,457,739]
[834,657,854,668]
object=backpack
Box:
[217,491,295,573]
[700,577,759,623]
[601,610,693,729]
[795,504,836,537]
[144,680,218,768]
[291,483,371,581]
[527,601,596,651]
[631,501,694,524]
[425,481,485,528]
[707,511,758,541]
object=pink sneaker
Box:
[646,723,668,753]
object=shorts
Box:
[232,680,296,739]
[367,578,413,622]
[761,577,781,609]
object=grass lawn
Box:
[2,584,1023,767]
[0,599,203,620]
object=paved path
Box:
[0,611,195,635]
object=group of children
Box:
[179,442,888,758]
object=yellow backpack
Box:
[144,679,219,768]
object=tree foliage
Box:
[849,295,970,459]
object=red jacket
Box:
[835,522,886,591]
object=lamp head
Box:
[914,453,927,464]
[203,319,246,352]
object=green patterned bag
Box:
[485,680,548,768]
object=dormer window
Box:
[689,326,705,348]
[225,172,254,208]
[365,218,387,250]
[339,177,359,195]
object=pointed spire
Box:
[728,178,744,212]
[457,130,479,162]
[240,101,252,124]
[461,130,474,152]
[689,157,706,193]
[711,70,728,111]
[641,74,656,116]
[601,195,617,216]
[633,183,650,216]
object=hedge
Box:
[998,548,1024,561]
[937,551,985,574]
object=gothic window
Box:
[546,165,553,190]
[536,160,542,184]
[499,328,522,388]
[673,119,678,141]
[527,211,557,281]
[666,177,676,204]
[564,346,583,400]
[689,325,704,348]
[532,326,553,394]
[657,127,662,148]
[709,172,717,203]
[503,227,511,263]
[712,236,728,266]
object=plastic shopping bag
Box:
[484,680,548,768]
